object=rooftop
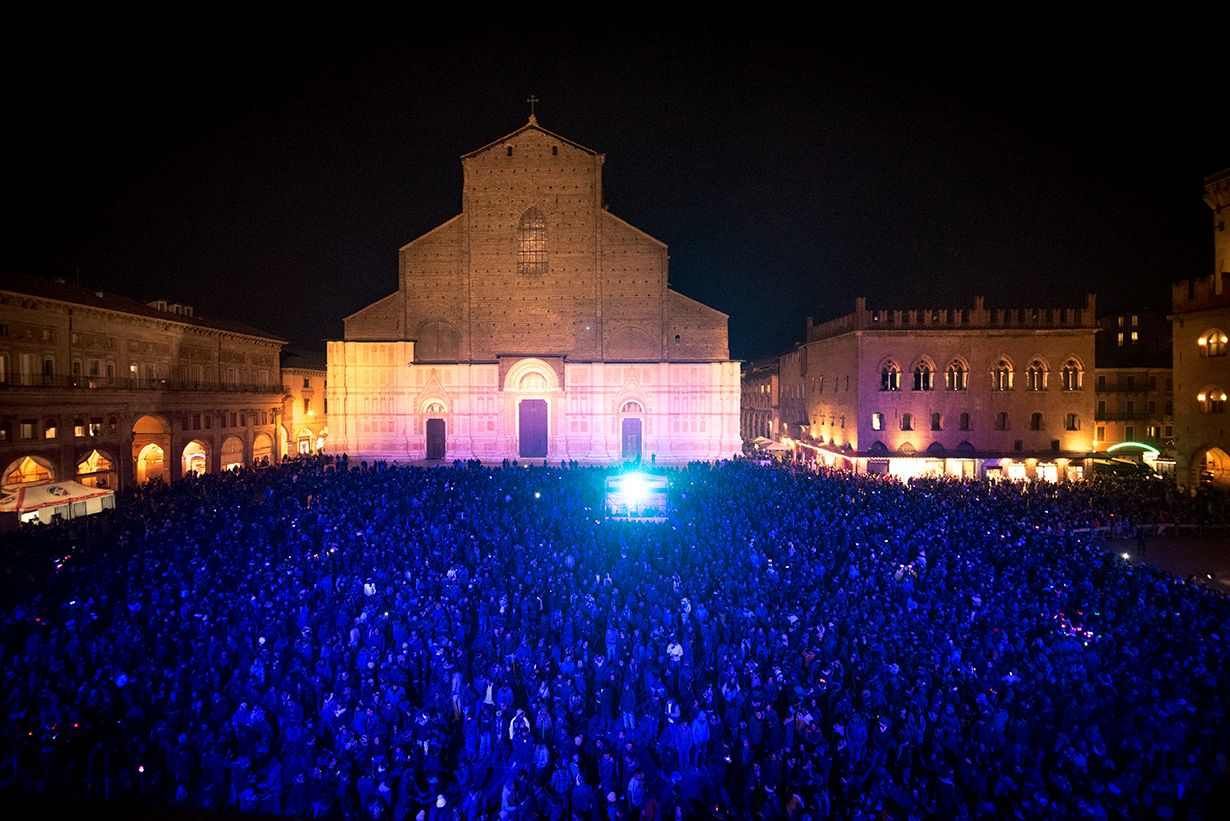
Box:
[1,273,286,342]
[806,295,1098,343]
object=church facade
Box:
[326,118,741,462]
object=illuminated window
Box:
[19,420,34,440]
[945,360,967,391]
[74,417,85,437]
[901,413,913,431]
[1116,332,1124,347]
[879,363,901,392]
[1199,329,1228,357]
[992,359,1013,391]
[1198,386,1228,414]
[44,419,57,439]
[871,412,884,431]
[1060,359,1083,391]
[89,418,102,436]
[1130,331,1139,343]
[1025,360,1046,391]
[517,208,548,275]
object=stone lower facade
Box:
[327,342,740,462]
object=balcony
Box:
[0,375,280,394]
[1095,410,1159,421]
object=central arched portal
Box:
[622,418,643,461]
[426,418,446,460]
[518,399,548,458]
[620,400,644,462]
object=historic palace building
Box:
[0,275,286,491]
[768,295,1098,480]
[1092,310,1173,472]
[327,117,741,462]
[281,349,328,456]
[740,357,780,443]
[1172,168,1230,489]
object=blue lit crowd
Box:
[2,459,1228,818]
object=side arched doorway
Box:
[182,440,209,477]
[1192,445,1230,489]
[136,443,165,485]
[132,415,171,485]
[253,433,273,466]
[76,449,116,488]
[3,455,55,487]
[220,436,245,471]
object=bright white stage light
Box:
[619,472,651,506]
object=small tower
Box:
[1204,168,1230,286]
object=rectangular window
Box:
[44,421,57,439]
[19,420,34,440]
[89,418,102,436]
[1013,439,1023,452]
[303,377,310,389]
[1125,426,1135,440]
[205,414,212,430]
[74,418,85,437]
[303,396,310,414]
[871,412,884,431]
[1097,400,1106,417]
[230,412,238,427]
[1065,414,1079,431]
[1116,332,1124,346]
[1096,426,1105,441]
[192,413,201,430]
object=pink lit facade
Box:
[327,118,740,463]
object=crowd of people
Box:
[1,458,1228,818]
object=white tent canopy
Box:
[0,480,116,524]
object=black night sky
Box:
[7,33,1227,360]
